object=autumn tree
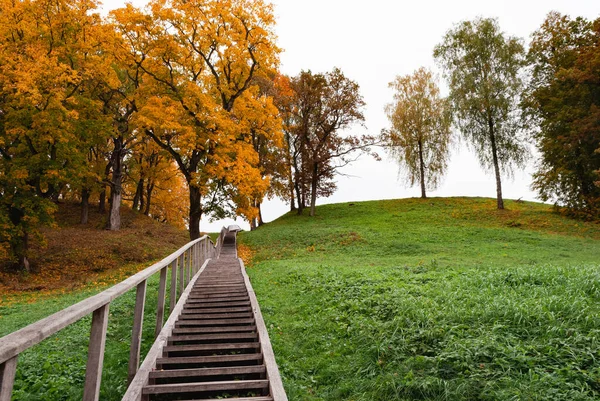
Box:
[0,0,114,269]
[434,17,529,209]
[112,0,281,239]
[385,67,453,198]
[286,68,379,217]
[525,12,600,217]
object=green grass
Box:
[240,197,600,400]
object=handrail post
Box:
[187,249,192,283]
[155,267,168,338]
[169,260,177,313]
[0,356,18,401]
[178,254,184,297]
[83,304,110,401]
[128,280,147,383]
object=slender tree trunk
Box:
[99,161,111,213]
[258,203,264,226]
[132,178,144,211]
[17,232,30,272]
[143,182,153,216]
[107,137,124,230]
[418,140,427,199]
[80,188,90,225]
[188,185,202,240]
[488,120,504,210]
[310,162,318,217]
[98,189,106,213]
[290,185,296,211]
[295,180,303,215]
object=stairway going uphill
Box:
[0,227,286,401]
[125,230,287,401]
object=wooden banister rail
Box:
[0,230,228,401]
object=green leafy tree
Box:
[385,67,453,198]
[525,12,600,217]
[434,17,529,209]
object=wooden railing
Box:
[0,229,228,401]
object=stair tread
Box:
[142,379,269,394]
[157,353,263,365]
[149,365,266,379]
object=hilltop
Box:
[241,197,600,400]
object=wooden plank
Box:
[163,342,260,352]
[83,304,110,401]
[168,332,258,343]
[187,296,250,304]
[155,267,168,339]
[122,258,211,401]
[169,260,178,313]
[0,356,18,401]
[176,397,272,401]
[181,307,252,314]
[156,353,262,366]
[179,254,185,296]
[179,312,253,320]
[183,301,251,309]
[175,318,254,326]
[149,365,266,379]
[0,236,212,365]
[171,325,257,335]
[142,379,269,394]
[240,257,289,401]
[128,280,147,383]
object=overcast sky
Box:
[102,0,599,232]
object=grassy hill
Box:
[240,197,600,401]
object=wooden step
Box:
[179,313,253,320]
[168,332,258,343]
[187,296,250,304]
[172,325,257,334]
[175,318,254,327]
[163,342,260,353]
[181,307,252,314]
[149,365,266,379]
[142,379,269,394]
[183,301,251,308]
[156,353,263,366]
[176,397,272,401]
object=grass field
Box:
[240,197,600,400]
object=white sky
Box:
[102,0,599,232]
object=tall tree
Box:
[525,12,600,217]
[0,0,113,269]
[287,68,379,217]
[112,0,281,239]
[434,17,529,209]
[385,67,453,198]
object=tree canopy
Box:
[386,67,453,198]
[434,17,529,209]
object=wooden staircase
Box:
[134,231,285,401]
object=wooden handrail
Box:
[0,231,228,401]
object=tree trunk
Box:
[80,188,90,225]
[290,186,296,211]
[132,178,144,211]
[310,162,318,217]
[17,232,30,272]
[418,140,427,199]
[295,180,303,215]
[99,161,111,213]
[258,203,264,226]
[107,137,124,230]
[188,185,202,240]
[488,121,504,210]
[98,189,106,213]
[143,182,153,216]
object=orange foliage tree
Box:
[112,0,282,239]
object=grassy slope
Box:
[240,197,600,401]
[0,203,190,400]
